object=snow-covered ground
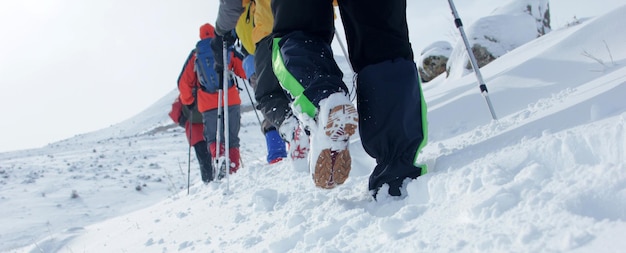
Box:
[2,3,626,253]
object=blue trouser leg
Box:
[271,0,427,196]
[274,32,348,111]
[357,58,427,196]
[271,0,347,118]
[254,36,293,129]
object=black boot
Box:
[194,141,214,183]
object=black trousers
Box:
[271,0,426,196]
[271,0,414,72]
[193,140,213,182]
[253,36,293,129]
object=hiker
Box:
[214,0,427,197]
[242,54,288,164]
[213,0,309,168]
[269,0,428,197]
[178,23,243,176]
[168,97,213,183]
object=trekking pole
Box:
[447,0,498,120]
[215,85,224,182]
[232,71,251,171]
[187,111,193,195]
[334,30,353,73]
[222,39,231,192]
[334,29,357,101]
[235,72,263,126]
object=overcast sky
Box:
[0,0,621,152]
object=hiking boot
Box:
[209,142,225,160]
[216,159,227,180]
[279,115,310,172]
[228,147,240,174]
[279,116,310,161]
[311,93,358,189]
[265,129,287,164]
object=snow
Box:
[417,41,453,68]
[446,0,547,79]
[2,3,626,253]
[492,0,551,34]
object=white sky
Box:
[0,0,622,152]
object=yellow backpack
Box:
[236,0,256,55]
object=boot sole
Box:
[313,104,358,189]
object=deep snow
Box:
[1,3,626,253]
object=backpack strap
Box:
[177,50,196,87]
[246,0,255,27]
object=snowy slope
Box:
[2,4,626,253]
